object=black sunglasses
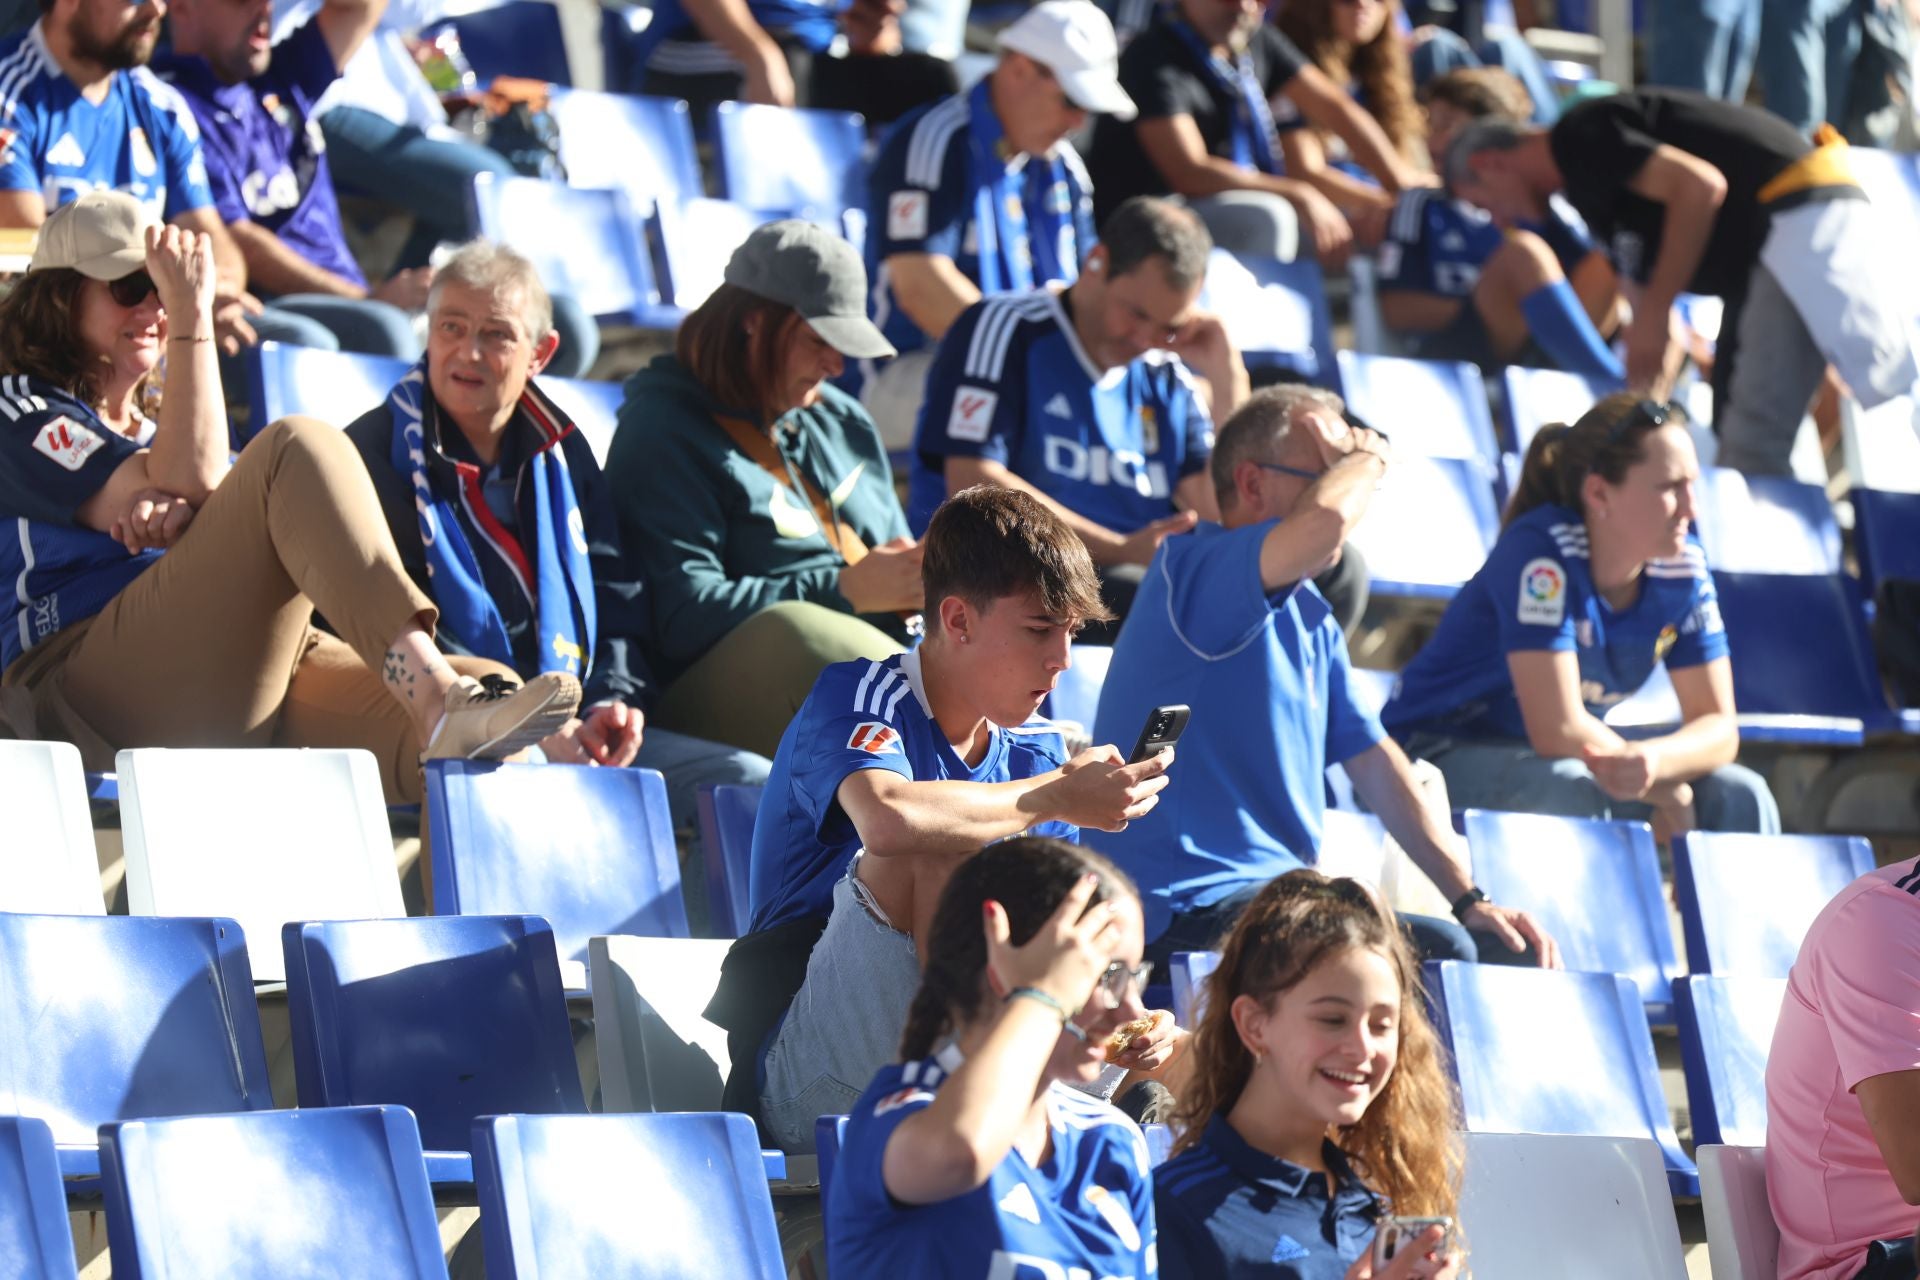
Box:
[107,270,156,308]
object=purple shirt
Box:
[155,20,364,288]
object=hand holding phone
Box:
[1360,1216,1457,1280]
[1128,704,1189,764]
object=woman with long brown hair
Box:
[1155,869,1461,1278]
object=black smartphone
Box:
[1127,704,1190,764]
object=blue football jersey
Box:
[1378,188,1597,301]
[907,288,1212,536]
[1382,502,1729,741]
[748,649,1075,932]
[0,377,157,671]
[827,1046,1159,1280]
[0,22,213,219]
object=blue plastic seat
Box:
[0,1118,78,1279]
[540,376,627,466]
[424,762,688,990]
[815,1113,851,1206]
[1499,365,1620,454]
[1170,951,1221,1029]
[1335,351,1501,472]
[656,197,794,312]
[1674,975,1787,1148]
[1423,960,1698,1195]
[474,1113,784,1279]
[99,1106,446,1280]
[1199,248,1335,383]
[1852,486,1920,592]
[246,342,411,439]
[431,1,571,85]
[1143,1122,1173,1168]
[693,783,763,939]
[549,89,704,216]
[1046,642,1112,729]
[0,914,272,1181]
[713,102,868,222]
[469,173,672,326]
[1460,810,1681,1022]
[1672,832,1874,977]
[1346,454,1500,599]
[1692,468,1842,575]
[282,915,586,1181]
[0,740,106,915]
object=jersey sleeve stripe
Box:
[852,659,883,712]
[905,96,967,190]
[0,33,54,121]
[1389,189,1431,242]
[866,669,903,717]
[881,679,912,721]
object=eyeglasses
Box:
[1253,460,1323,482]
[107,271,156,308]
[1091,959,1153,1010]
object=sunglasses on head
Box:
[1605,398,1686,443]
[107,270,156,308]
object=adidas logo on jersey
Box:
[998,1184,1042,1225]
[1044,393,1074,420]
[46,132,87,168]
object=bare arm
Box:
[227,220,367,298]
[679,0,794,105]
[1625,145,1727,318]
[1378,289,1464,335]
[1255,421,1388,592]
[1569,249,1624,335]
[1643,659,1742,780]
[1508,649,1625,758]
[1173,471,1219,522]
[1855,1069,1920,1205]
[885,253,981,343]
[1283,62,1425,194]
[0,188,44,227]
[315,0,385,71]
[1343,739,1472,900]
[1278,125,1398,214]
[944,456,1195,567]
[1137,114,1327,202]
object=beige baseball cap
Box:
[997,0,1136,120]
[28,189,151,280]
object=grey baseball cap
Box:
[723,220,896,361]
[29,189,151,280]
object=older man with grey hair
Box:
[344,240,769,868]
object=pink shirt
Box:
[1768,859,1920,1280]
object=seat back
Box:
[693,783,762,939]
[1169,951,1221,1029]
[1692,468,1842,574]
[816,1114,851,1206]
[1675,975,1787,1148]
[713,102,867,220]
[1715,572,1903,727]
[246,342,412,437]
[656,198,791,310]
[1425,961,1697,1194]
[1841,393,1920,495]
[118,748,402,984]
[436,1,571,84]
[0,1117,79,1280]
[1498,365,1620,454]
[473,1112,784,1280]
[1346,455,1500,599]
[426,762,687,989]
[1462,809,1682,1020]
[550,89,704,212]
[100,1106,447,1280]
[1336,352,1500,470]
[0,740,104,914]
[1698,1144,1780,1280]
[1199,248,1333,382]
[1853,486,1920,590]
[589,935,733,1113]
[1673,832,1874,977]
[470,173,660,323]
[283,915,586,1153]
[1458,1133,1688,1279]
[541,377,626,467]
[1047,643,1112,729]
[1317,810,1391,887]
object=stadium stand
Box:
[0,740,105,914]
[1675,974,1787,1148]
[1345,454,1501,598]
[1698,1144,1780,1280]
[1334,352,1503,473]
[548,89,706,217]
[468,173,675,327]
[99,1106,447,1279]
[654,197,795,312]
[1196,247,1335,383]
[425,1,572,86]
[1169,950,1221,1029]
[692,782,763,939]
[1673,832,1875,976]
[0,1117,77,1280]
[1854,485,1920,592]
[713,102,869,230]
[1499,365,1623,455]
[1044,643,1113,729]
[590,934,734,1113]
[1691,468,1842,576]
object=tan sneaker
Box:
[423,672,581,762]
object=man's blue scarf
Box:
[1168,18,1284,175]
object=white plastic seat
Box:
[118,748,403,983]
[0,740,105,914]
[1458,1133,1689,1279]
[1698,1144,1779,1280]
[589,935,734,1113]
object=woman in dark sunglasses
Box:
[1379,392,1780,840]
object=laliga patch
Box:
[31,416,105,471]
[947,387,998,443]
[887,189,929,241]
[847,721,901,755]
[873,1086,932,1117]
[1516,557,1566,627]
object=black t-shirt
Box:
[1086,17,1308,225]
[1549,87,1817,297]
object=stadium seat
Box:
[0,914,273,1180]
[1841,393,1920,495]
[431,2,572,85]
[713,102,868,225]
[118,748,403,984]
[1692,468,1842,575]
[550,89,705,215]
[245,341,410,438]
[1143,1122,1173,1168]
[1335,352,1501,472]
[0,1117,75,1280]
[474,1112,784,1280]
[0,740,105,914]
[1605,650,1869,747]
[1198,248,1334,382]
[540,376,627,466]
[1460,810,1681,1022]
[1346,455,1500,598]
[1317,809,1391,887]
[470,173,672,326]
[99,1106,446,1280]
[425,761,687,991]
[1674,975,1786,1149]
[1170,950,1220,1029]
[283,915,585,1179]
[816,1114,850,1205]
[693,783,762,939]
[589,934,733,1113]
[1424,961,1698,1195]
[1046,643,1112,729]
[1498,365,1620,454]
[1457,1133,1688,1279]
[655,197,793,312]
[1853,486,1920,594]
[1673,832,1874,977]
[1698,1144,1779,1280]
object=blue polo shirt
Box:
[907,287,1211,537]
[1155,1120,1381,1280]
[0,378,158,672]
[865,77,1096,363]
[0,22,213,219]
[827,1044,1159,1280]
[1383,502,1729,741]
[748,648,1075,932]
[1088,520,1383,942]
[155,19,363,288]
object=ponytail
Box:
[1501,422,1573,528]
[1501,392,1675,530]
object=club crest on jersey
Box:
[1516,557,1565,626]
[1138,406,1159,456]
[948,387,998,443]
[1653,623,1678,662]
[32,416,105,471]
[848,721,901,755]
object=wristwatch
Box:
[1450,887,1490,921]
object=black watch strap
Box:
[1451,887,1490,921]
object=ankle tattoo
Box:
[382,647,419,701]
